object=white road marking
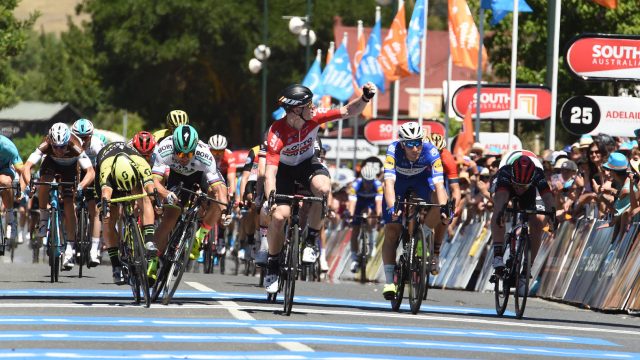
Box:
[2,301,637,337]
[184,281,314,353]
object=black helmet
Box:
[278,84,313,110]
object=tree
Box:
[0,0,36,108]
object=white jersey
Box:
[83,137,105,166]
[151,137,222,183]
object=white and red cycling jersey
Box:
[266,108,341,166]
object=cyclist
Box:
[490,150,556,295]
[346,164,382,273]
[21,123,95,270]
[426,133,461,274]
[237,142,266,263]
[0,135,24,253]
[130,131,157,164]
[152,125,230,262]
[71,118,105,266]
[381,122,450,300]
[208,135,237,203]
[96,142,158,284]
[263,82,377,293]
[153,110,189,142]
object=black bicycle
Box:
[491,206,554,319]
[75,187,94,278]
[352,213,378,284]
[0,184,19,263]
[152,185,226,305]
[391,193,450,314]
[266,190,326,316]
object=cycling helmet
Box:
[208,134,228,150]
[398,122,424,141]
[360,165,377,181]
[166,110,189,131]
[278,84,313,110]
[172,125,199,154]
[71,118,94,136]
[111,154,139,192]
[428,133,446,151]
[131,131,156,156]
[49,123,71,146]
[512,155,536,186]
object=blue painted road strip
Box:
[0,349,468,360]
[0,331,635,359]
[0,316,616,346]
[0,289,510,316]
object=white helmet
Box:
[398,122,424,141]
[208,134,228,150]
[360,165,377,181]
[49,123,71,146]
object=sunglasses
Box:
[403,140,423,148]
[52,144,66,150]
[176,151,194,159]
[211,150,224,156]
[590,150,600,155]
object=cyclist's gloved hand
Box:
[166,191,178,205]
[76,189,84,203]
[440,204,451,225]
[362,82,377,102]
[387,205,398,220]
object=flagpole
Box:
[336,32,348,170]
[549,0,561,151]
[354,22,363,170]
[508,0,519,148]
[373,6,381,119]
[445,51,452,144]
[475,6,484,142]
[418,0,429,128]
[392,0,403,141]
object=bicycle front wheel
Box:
[77,206,88,278]
[152,221,185,302]
[494,241,511,316]
[130,219,150,308]
[514,234,531,319]
[358,230,368,284]
[283,224,299,316]
[409,227,428,315]
[162,221,196,305]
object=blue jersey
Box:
[0,135,22,168]
[383,140,444,187]
[348,178,383,202]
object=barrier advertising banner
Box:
[452,84,552,120]
[363,119,445,145]
[560,95,640,137]
[565,34,640,81]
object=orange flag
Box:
[378,3,411,81]
[453,108,475,158]
[592,0,616,8]
[448,0,488,71]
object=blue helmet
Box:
[71,118,94,136]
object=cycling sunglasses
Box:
[52,144,66,150]
[402,139,423,148]
[176,151,194,159]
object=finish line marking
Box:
[184,281,314,353]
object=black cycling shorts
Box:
[40,157,77,197]
[275,156,329,203]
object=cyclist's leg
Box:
[195,177,227,259]
[304,159,331,263]
[102,200,126,285]
[60,166,78,269]
[87,192,102,265]
[155,171,189,254]
[490,189,510,269]
[0,171,16,242]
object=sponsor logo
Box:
[281,136,314,157]
[384,156,395,170]
[430,147,438,157]
[566,35,640,81]
[433,159,443,172]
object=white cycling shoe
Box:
[302,247,317,264]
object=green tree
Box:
[0,0,37,108]
[12,132,42,165]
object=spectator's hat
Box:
[571,142,580,150]
[470,142,484,159]
[551,150,569,166]
[634,128,640,138]
[479,167,490,176]
[562,145,572,153]
[619,141,634,152]
[554,157,569,169]
[633,140,639,148]
[603,152,629,171]
[486,146,502,156]
[459,171,470,184]
[560,160,578,172]
[579,135,594,148]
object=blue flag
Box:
[481,0,533,26]
[355,19,385,93]
[321,43,354,102]
[272,107,286,121]
[302,56,324,105]
[407,0,425,74]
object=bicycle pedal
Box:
[489,274,496,284]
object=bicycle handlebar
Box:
[505,208,554,216]
[267,190,327,217]
[174,182,228,207]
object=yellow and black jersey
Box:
[152,128,171,143]
[96,141,154,191]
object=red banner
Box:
[363,119,445,145]
[452,84,551,121]
[566,34,640,81]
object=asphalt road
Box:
[1,241,639,360]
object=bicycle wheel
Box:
[151,221,186,302]
[358,230,368,284]
[50,211,61,283]
[130,218,150,308]
[203,234,213,274]
[409,227,428,315]
[493,240,512,316]
[283,224,299,316]
[77,206,88,278]
[162,220,196,305]
[514,234,531,319]
[391,256,406,312]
